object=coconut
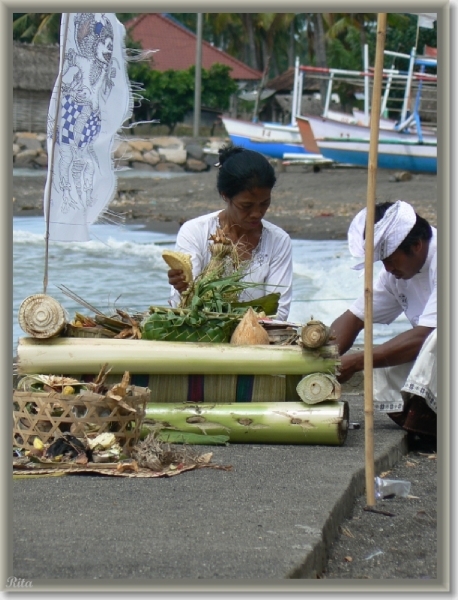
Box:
[230,308,270,345]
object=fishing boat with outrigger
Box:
[296,47,437,173]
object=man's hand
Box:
[337,352,364,383]
[330,310,364,355]
[168,268,189,293]
[335,325,435,384]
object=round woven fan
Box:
[18,294,67,338]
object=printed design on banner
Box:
[54,13,116,213]
[45,12,132,242]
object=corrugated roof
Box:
[126,13,262,81]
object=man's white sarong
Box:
[373,329,437,414]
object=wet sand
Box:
[12,165,437,240]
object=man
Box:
[330,200,437,439]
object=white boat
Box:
[296,115,437,173]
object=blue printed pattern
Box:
[61,95,101,148]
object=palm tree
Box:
[13,13,61,44]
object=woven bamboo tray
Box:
[13,386,149,454]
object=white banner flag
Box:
[44,13,132,241]
[417,13,437,29]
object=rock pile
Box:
[13,133,228,173]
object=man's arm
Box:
[337,325,435,383]
[330,310,364,355]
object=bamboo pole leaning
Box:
[143,401,349,446]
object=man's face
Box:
[382,241,426,280]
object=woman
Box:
[167,144,293,321]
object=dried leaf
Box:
[116,460,139,473]
[379,470,391,478]
[75,453,88,466]
[197,452,213,464]
[340,526,355,538]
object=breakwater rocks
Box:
[13,132,227,173]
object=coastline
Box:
[13,166,437,241]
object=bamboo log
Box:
[16,337,339,376]
[296,373,341,404]
[300,320,331,348]
[143,401,349,446]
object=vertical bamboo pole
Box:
[193,13,202,138]
[43,14,70,294]
[364,13,387,507]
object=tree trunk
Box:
[242,13,258,70]
[313,13,328,111]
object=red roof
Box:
[126,14,262,81]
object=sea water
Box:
[12,215,410,355]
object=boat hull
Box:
[296,115,437,173]
[222,117,308,159]
[316,141,437,173]
[302,114,436,143]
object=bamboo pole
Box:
[16,337,339,377]
[43,14,70,294]
[364,13,387,507]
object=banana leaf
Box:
[140,427,230,446]
[231,293,280,316]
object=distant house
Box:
[259,66,343,124]
[126,13,262,120]
[126,13,261,83]
[13,42,59,133]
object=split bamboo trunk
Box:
[143,401,349,446]
[16,337,339,376]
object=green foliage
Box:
[129,63,238,133]
[199,64,238,110]
[383,14,437,57]
[13,13,61,44]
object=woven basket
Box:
[13,386,150,455]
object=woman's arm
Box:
[264,232,293,321]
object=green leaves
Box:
[130,63,238,134]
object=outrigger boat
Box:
[296,49,437,173]
[296,113,437,173]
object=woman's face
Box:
[223,186,272,231]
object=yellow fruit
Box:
[63,386,75,395]
[33,437,44,451]
[162,250,193,283]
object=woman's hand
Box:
[168,268,189,293]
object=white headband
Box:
[348,200,417,270]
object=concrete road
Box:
[11,393,408,590]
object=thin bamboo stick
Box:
[16,337,339,377]
[43,14,70,295]
[364,13,387,507]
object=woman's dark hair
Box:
[216,144,276,199]
[374,201,432,254]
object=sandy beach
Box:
[13,164,437,240]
